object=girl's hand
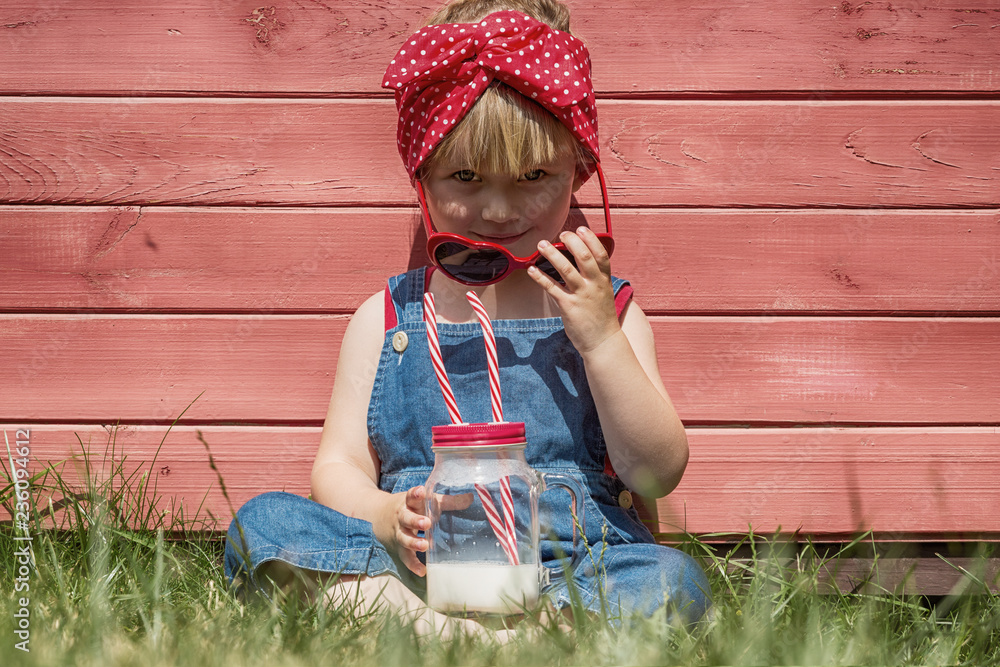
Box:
[528,226,620,355]
[387,486,430,576]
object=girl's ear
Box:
[572,170,585,193]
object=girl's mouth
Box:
[473,230,529,245]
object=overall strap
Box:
[611,276,633,319]
[383,267,433,331]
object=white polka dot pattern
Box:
[381,10,599,181]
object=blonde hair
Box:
[424,0,570,31]
[417,0,591,180]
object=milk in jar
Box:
[426,562,538,614]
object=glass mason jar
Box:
[424,421,585,615]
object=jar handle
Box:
[540,472,587,575]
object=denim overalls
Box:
[225,268,711,623]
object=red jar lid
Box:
[431,422,526,448]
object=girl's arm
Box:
[582,301,689,497]
[529,228,689,498]
[310,292,430,576]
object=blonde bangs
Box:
[422,83,585,178]
[424,0,571,32]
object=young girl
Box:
[225,0,711,636]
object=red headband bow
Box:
[382,11,599,182]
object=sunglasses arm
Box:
[594,162,612,237]
[416,179,436,237]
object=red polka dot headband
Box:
[382,10,600,182]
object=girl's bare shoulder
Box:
[353,290,387,327]
[340,290,387,356]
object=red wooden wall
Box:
[2,1,998,540]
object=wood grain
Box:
[0,424,318,531]
[2,315,997,425]
[3,206,998,314]
[3,0,998,552]
[815,556,1000,595]
[4,424,996,539]
[1,99,997,207]
[658,427,1000,537]
[2,1,998,95]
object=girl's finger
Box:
[437,491,473,511]
[535,239,579,288]
[401,549,426,577]
[405,485,426,512]
[560,229,605,280]
[401,509,429,533]
[397,512,427,547]
[576,226,611,266]
[401,529,428,552]
[527,260,566,296]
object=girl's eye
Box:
[521,169,544,181]
[453,170,477,182]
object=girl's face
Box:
[420,152,582,259]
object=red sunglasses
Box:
[416,163,614,286]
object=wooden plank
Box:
[1,314,347,424]
[2,315,997,424]
[663,316,1000,425]
[2,1,998,94]
[719,543,1000,594]
[658,427,1000,537]
[0,206,421,313]
[0,425,317,531]
[815,556,1000,595]
[3,206,998,314]
[3,425,996,541]
[1,99,997,207]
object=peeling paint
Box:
[866,68,940,75]
[607,121,640,171]
[912,130,962,169]
[845,129,925,171]
[244,6,283,46]
[840,1,874,16]
[646,132,688,169]
[680,140,708,164]
[94,206,142,260]
[856,27,888,40]
[829,268,861,290]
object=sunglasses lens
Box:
[434,242,510,285]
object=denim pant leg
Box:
[224,491,401,594]
[543,542,712,625]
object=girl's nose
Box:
[480,191,518,225]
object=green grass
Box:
[2,429,998,666]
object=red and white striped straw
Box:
[475,481,519,566]
[465,291,503,423]
[499,475,517,560]
[423,292,463,425]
